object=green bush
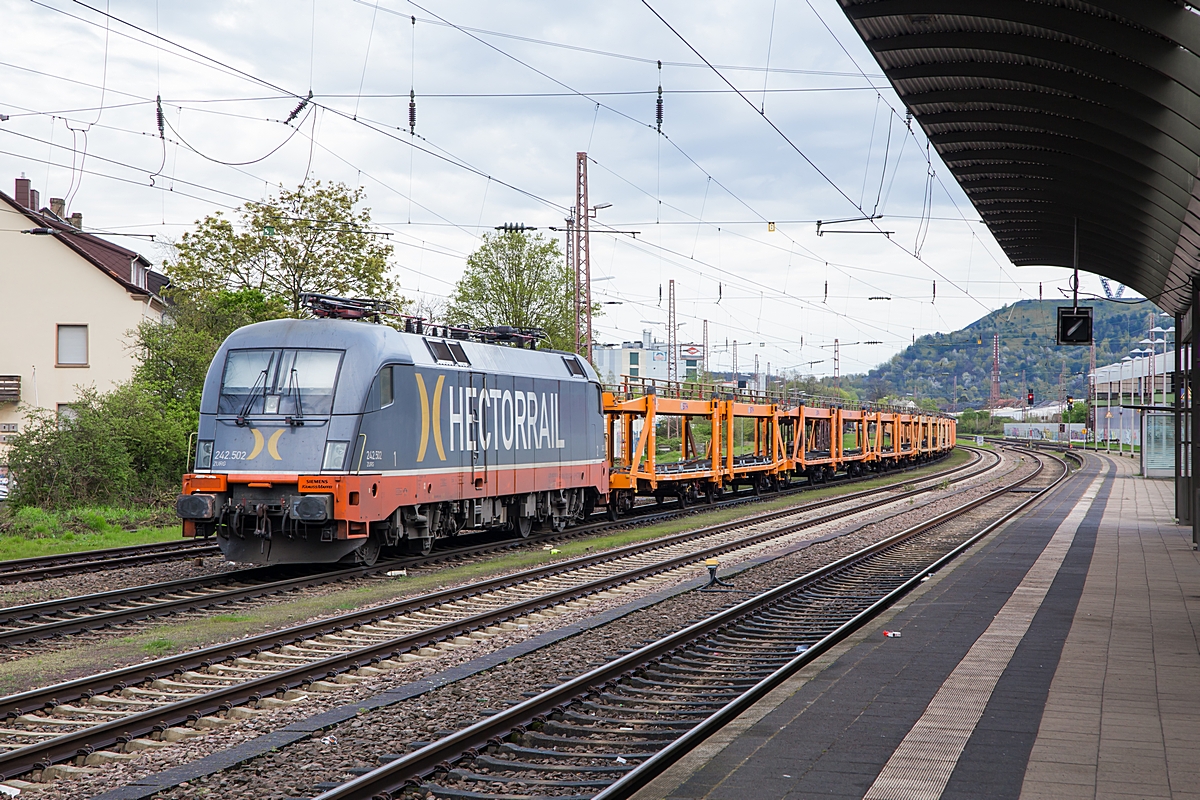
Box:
[0,504,176,538]
[6,384,190,509]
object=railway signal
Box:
[1027,392,1035,406]
[1057,306,1093,345]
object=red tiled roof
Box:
[0,189,168,301]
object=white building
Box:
[592,330,702,384]
[0,176,168,464]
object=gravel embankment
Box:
[0,555,241,608]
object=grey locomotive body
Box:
[177,318,608,565]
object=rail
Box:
[0,449,993,780]
[312,447,1067,799]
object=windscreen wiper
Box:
[286,367,305,426]
[236,369,268,426]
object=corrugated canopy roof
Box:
[838,1,1200,314]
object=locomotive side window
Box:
[218,348,343,416]
[425,339,456,364]
[380,366,394,408]
[447,341,470,365]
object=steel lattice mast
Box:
[989,333,1001,409]
[574,152,591,360]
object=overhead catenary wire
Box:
[639,0,992,314]
[10,0,1075,354]
[801,0,1034,302]
[50,0,572,215]
[40,0,996,326]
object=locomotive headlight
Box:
[322,441,349,471]
[196,440,214,470]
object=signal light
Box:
[1027,392,1035,406]
[1066,396,1074,408]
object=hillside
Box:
[841,299,1166,410]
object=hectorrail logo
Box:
[416,373,447,462]
[247,428,284,461]
[414,371,568,462]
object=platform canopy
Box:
[837,1,1200,314]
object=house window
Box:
[56,404,79,428]
[628,352,639,366]
[57,325,88,367]
[629,367,639,377]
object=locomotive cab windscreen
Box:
[218,348,342,418]
[194,347,345,474]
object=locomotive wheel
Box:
[355,537,381,566]
[515,515,533,538]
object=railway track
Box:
[0,449,1003,782]
[0,452,977,650]
[0,540,220,585]
[312,448,1067,800]
[0,451,956,588]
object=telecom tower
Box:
[989,333,1001,408]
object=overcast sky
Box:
[0,0,1116,379]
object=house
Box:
[0,175,168,465]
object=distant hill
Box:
[839,299,1166,410]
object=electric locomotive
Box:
[176,300,608,566]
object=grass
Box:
[0,448,975,694]
[143,638,175,656]
[0,504,180,562]
[957,436,995,450]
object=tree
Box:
[165,181,400,314]
[446,231,597,352]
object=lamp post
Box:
[1122,355,1133,454]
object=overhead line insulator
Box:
[656,60,663,133]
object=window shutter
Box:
[57,325,88,365]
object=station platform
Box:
[636,451,1200,800]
